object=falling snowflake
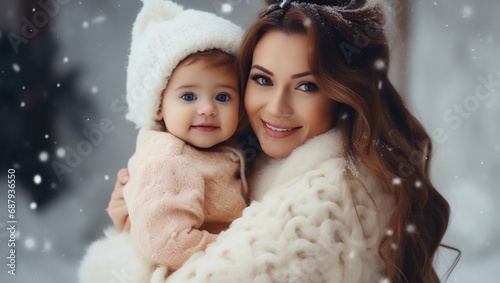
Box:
[392,177,402,185]
[20,101,26,108]
[104,175,109,181]
[221,3,233,14]
[92,15,107,23]
[56,148,66,158]
[386,229,393,236]
[63,57,69,63]
[91,85,99,94]
[373,58,385,70]
[83,20,89,29]
[25,237,36,249]
[462,6,472,18]
[341,113,348,120]
[348,250,356,259]
[378,80,383,90]
[303,18,312,27]
[45,134,49,139]
[379,278,390,283]
[56,83,61,87]
[44,241,52,252]
[13,63,21,72]
[406,223,416,233]
[30,202,37,210]
[390,243,398,250]
[414,180,422,188]
[39,151,49,162]
[34,174,42,185]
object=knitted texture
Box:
[124,129,247,270]
[126,0,244,130]
[79,129,395,282]
[161,129,394,282]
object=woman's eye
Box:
[297,82,318,92]
[215,93,230,102]
[251,75,273,86]
[181,93,196,101]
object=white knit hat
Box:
[126,0,244,130]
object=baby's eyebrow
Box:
[174,84,238,92]
[175,84,198,91]
[216,84,238,92]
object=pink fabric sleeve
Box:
[125,156,217,270]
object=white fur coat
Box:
[79,129,394,283]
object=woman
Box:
[82,0,452,282]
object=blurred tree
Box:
[0,0,93,209]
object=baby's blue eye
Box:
[181,93,196,101]
[297,82,318,92]
[216,93,230,102]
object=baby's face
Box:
[157,58,240,148]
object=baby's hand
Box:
[107,168,131,232]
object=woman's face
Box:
[244,31,336,158]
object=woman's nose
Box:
[266,87,292,117]
[197,100,217,116]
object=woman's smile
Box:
[262,119,301,138]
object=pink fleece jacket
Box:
[122,129,247,271]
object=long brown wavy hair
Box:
[238,0,457,282]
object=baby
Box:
[108,0,247,275]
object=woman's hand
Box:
[107,168,131,232]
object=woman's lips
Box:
[261,119,300,138]
[191,123,219,132]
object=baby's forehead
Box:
[178,50,237,69]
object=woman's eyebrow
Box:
[251,65,312,80]
[251,65,273,76]
[291,71,311,79]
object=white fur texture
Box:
[126,0,244,130]
[79,130,395,282]
[78,228,156,283]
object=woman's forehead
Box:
[252,31,314,73]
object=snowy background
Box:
[0,0,498,282]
